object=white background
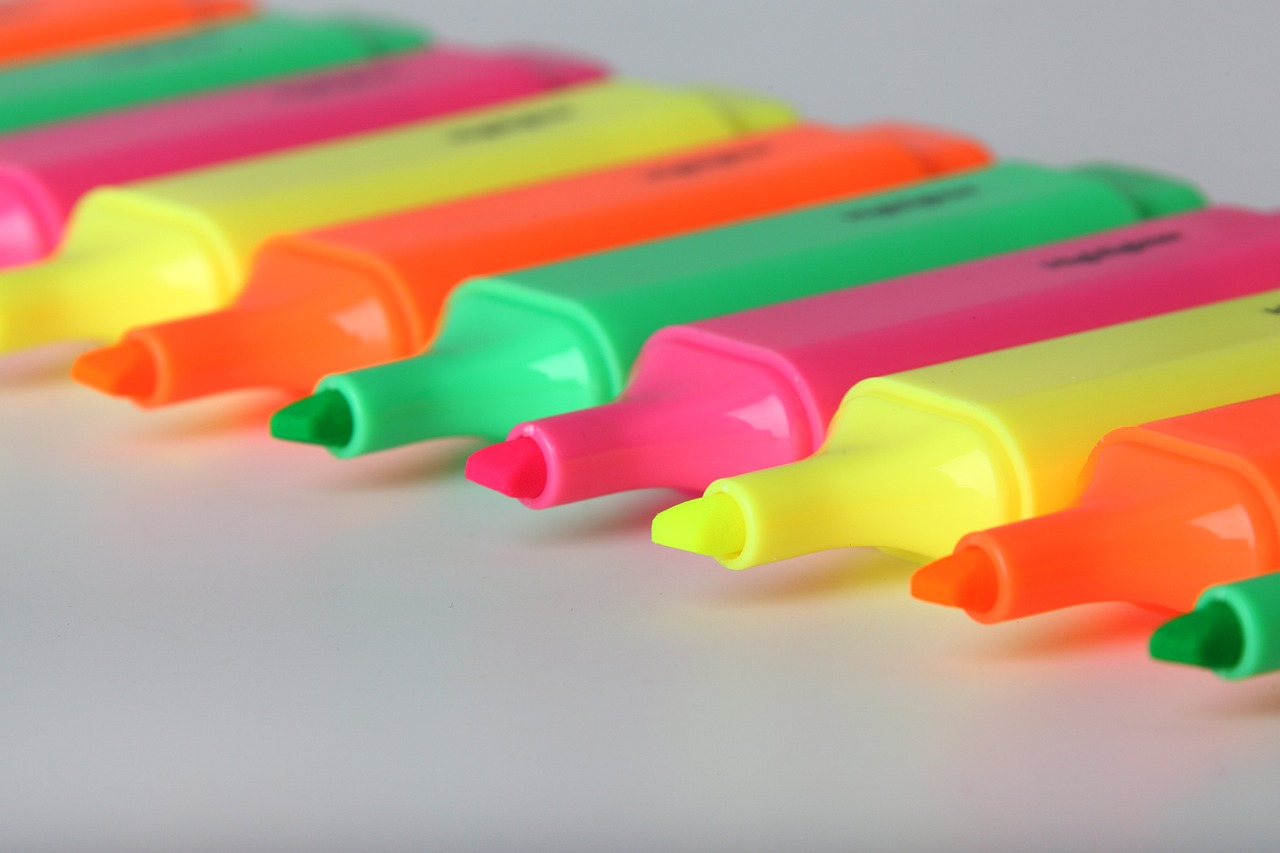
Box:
[4,2,1279,850]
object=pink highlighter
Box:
[468,207,1280,508]
[0,45,604,268]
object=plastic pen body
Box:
[0,81,794,354]
[81,122,993,405]
[483,207,1280,509]
[0,14,427,134]
[1155,572,1280,680]
[912,393,1280,624]
[279,160,1204,459]
[0,46,606,267]
[0,0,252,67]
[652,289,1280,570]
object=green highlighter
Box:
[0,14,427,134]
[271,161,1204,458]
[1151,577,1280,680]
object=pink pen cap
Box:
[467,207,1280,508]
[0,45,605,268]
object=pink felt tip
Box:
[466,436,548,499]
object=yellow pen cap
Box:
[654,289,1280,568]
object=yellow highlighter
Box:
[652,288,1280,569]
[0,80,792,353]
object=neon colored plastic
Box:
[0,47,605,269]
[269,161,1204,458]
[474,207,1280,509]
[74,123,991,406]
[909,392,1280,624]
[1153,575,1280,679]
[652,289,1280,570]
[0,14,427,135]
[0,0,252,68]
[0,80,792,354]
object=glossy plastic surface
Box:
[0,0,252,67]
[74,123,991,406]
[0,14,427,134]
[1169,573,1280,678]
[285,161,1204,459]
[0,46,606,267]
[657,289,1280,570]
[911,392,1280,622]
[0,80,793,354]
[492,207,1280,509]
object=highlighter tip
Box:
[651,492,745,558]
[1150,602,1244,671]
[465,436,547,498]
[71,340,156,400]
[270,390,354,448]
[911,548,998,612]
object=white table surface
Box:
[5,2,1280,850]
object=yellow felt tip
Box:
[651,492,745,558]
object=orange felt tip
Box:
[466,437,548,498]
[71,339,156,400]
[911,548,998,612]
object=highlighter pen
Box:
[476,207,1280,509]
[0,46,605,268]
[1152,573,1280,680]
[0,0,252,68]
[911,392,1280,625]
[75,123,993,407]
[0,13,427,134]
[269,161,1204,459]
[0,80,793,354]
[651,289,1280,570]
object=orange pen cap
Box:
[72,123,990,406]
[0,1,253,67]
[912,394,1280,623]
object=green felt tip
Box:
[270,390,354,448]
[1150,601,1244,671]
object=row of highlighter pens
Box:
[2,0,1278,682]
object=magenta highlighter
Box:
[0,46,604,268]
[468,208,1280,508]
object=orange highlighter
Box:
[72,124,991,406]
[912,393,1280,624]
[0,0,253,67]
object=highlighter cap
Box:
[692,86,798,134]
[1073,163,1207,218]
[329,17,432,56]
[1194,577,1280,679]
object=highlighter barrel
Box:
[0,0,253,68]
[0,80,794,355]
[484,207,1280,510]
[913,392,1280,622]
[274,161,1205,459]
[76,123,992,407]
[654,290,1280,570]
[0,14,428,134]
[0,46,607,267]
